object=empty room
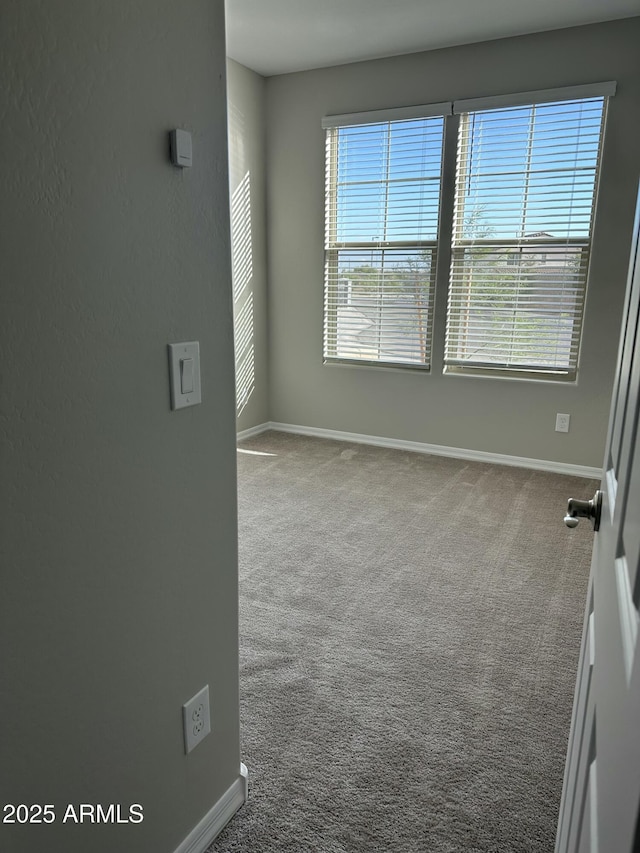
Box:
[2,2,639,853]
[224,2,640,851]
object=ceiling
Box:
[225,0,640,76]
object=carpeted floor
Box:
[209,431,597,853]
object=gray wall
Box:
[0,3,240,852]
[227,60,269,433]
[265,19,640,468]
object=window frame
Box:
[322,105,449,371]
[444,95,609,381]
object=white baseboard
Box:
[237,422,270,442]
[242,421,601,479]
[173,764,248,853]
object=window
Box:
[323,83,614,380]
[445,96,607,379]
[323,105,447,368]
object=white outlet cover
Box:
[183,684,211,754]
[555,413,571,433]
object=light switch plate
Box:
[168,342,201,410]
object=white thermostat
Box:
[169,129,192,168]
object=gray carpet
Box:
[210,431,597,853]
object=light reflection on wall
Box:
[230,169,255,415]
[231,171,253,301]
[234,289,254,415]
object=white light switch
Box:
[169,129,192,168]
[180,358,194,394]
[168,342,201,410]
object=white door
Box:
[556,188,640,853]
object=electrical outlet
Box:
[182,685,211,754]
[555,413,571,433]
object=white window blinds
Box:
[324,112,445,368]
[445,95,608,378]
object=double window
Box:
[323,83,614,380]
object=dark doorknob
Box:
[564,491,602,531]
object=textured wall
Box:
[0,2,240,852]
[265,19,640,468]
[227,59,269,432]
